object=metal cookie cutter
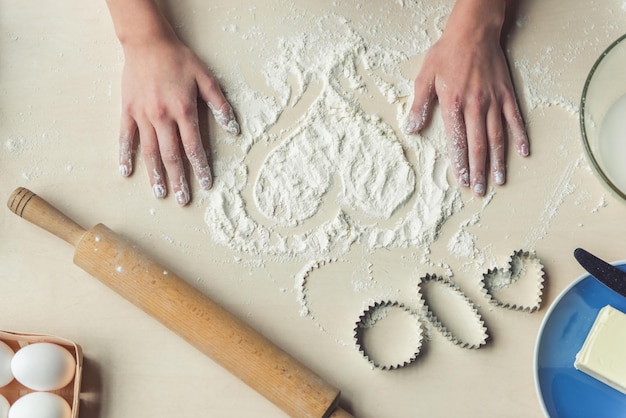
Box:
[354,301,424,370]
[482,250,545,313]
[418,274,488,350]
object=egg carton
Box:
[0,330,82,418]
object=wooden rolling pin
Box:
[7,187,353,418]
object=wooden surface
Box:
[1,1,626,417]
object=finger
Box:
[197,71,240,135]
[155,125,190,206]
[208,102,240,135]
[404,72,436,135]
[464,105,488,196]
[178,116,213,190]
[487,107,506,186]
[502,93,529,157]
[441,103,470,188]
[137,122,168,200]
[119,114,137,177]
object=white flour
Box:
[204,12,463,259]
[0,1,611,266]
[194,1,624,275]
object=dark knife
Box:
[574,248,626,298]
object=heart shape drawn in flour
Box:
[481,250,545,313]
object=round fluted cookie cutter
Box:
[354,300,424,370]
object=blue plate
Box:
[534,262,626,417]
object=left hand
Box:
[404,0,529,196]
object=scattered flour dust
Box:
[200,2,594,266]
[204,12,463,259]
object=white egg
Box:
[8,392,71,418]
[11,343,75,391]
[0,341,14,387]
[0,394,10,418]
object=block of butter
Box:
[574,305,626,395]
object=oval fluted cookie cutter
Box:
[418,274,488,350]
[354,301,423,370]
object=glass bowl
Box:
[581,34,626,200]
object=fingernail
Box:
[403,112,422,135]
[458,168,470,187]
[494,171,505,185]
[153,183,166,199]
[119,136,133,176]
[209,102,240,135]
[119,164,131,177]
[199,175,212,190]
[175,182,190,206]
[473,182,486,196]
[196,165,212,190]
[518,142,529,157]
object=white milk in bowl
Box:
[599,94,626,194]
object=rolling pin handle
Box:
[7,187,86,247]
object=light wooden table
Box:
[1,1,625,417]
